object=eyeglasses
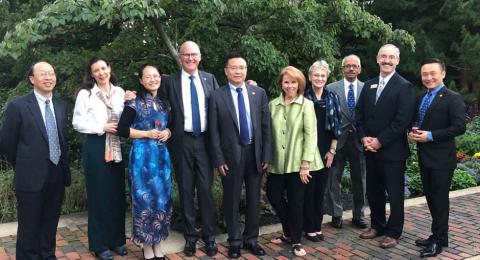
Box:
[36,71,56,78]
[343,65,360,69]
[180,53,200,59]
[143,74,161,81]
[226,66,247,71]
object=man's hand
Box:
[261,162,269,170]
[125,90,137,101]
[218,164,229,176]
[409,130,429,143]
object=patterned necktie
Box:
[347,83,356,115]
[419,91,433,127]
[45,100,61,165]
[376,79,385,103]
[236,88,249,145]
[189,75,201,136]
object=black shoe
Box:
[420,242,443,258]
[304,234,320,242]
[111,245,128,256]
[415,238,432,247]
[183,240,196,257]
[204,241,218,257]
[352,218,368,229]
[155,257,166,260]
[244,242,265,256]
[228,245,241,258]
[95,250,114,260]
[332,216,343,228]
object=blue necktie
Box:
[236,88,249,145]
[189,75,201,136]
[347,83,355,115]
[45,100,61,165]
[375,79,385,103]
[419,92,432,127]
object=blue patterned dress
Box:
[125,95,172,244]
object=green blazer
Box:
[268,94,323,174]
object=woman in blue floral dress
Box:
[118,65,172,260]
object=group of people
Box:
[0,41,466,260]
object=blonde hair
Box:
[278,66,306,95]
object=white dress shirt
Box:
[379,71,396,88]
[72,84,125,134]
[33,89,56,125]
[181,69,207,132]
[228,82,253,140]
[343,78,359,102]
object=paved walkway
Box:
[1,187,480,260]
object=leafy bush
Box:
[456,116,480,155]
[451,168,477,190]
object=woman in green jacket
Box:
[267,66,324,257]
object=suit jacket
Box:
[209,83,272,174]
[356,72,415,161]
[164,70,219,161]
[326,79,364,150]
[414,87,466,169]
[0,91,71,192]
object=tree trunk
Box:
[150,17,181,68]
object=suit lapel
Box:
[375,73,397,105]
[222,86,240,132]
[172,72,184,115]
[26,92,48,144]
[246,84,257,133]
[334,82,350,118]
[423,87,447,124]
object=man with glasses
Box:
[209,51,271,258]
[325,54,367,230]
[0,61,71,259]
[164,41,219,256]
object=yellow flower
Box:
[474,152,480,159]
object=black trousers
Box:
[16,162,65,260]
[365,155,405,239]
[266,172,305,244]
[173,133,215,243]
[221,144,262,246]
[304,169,328,233]
[420,166,453,245]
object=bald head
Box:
[28,61,56,97]
[179,41,202,74]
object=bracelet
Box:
[329,148,336,155]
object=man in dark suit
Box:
[408,58,466,257]
[209,52,272,258]
[326,54,367,229]
[356,44,415,248]
[164,41,219,256]
[0,61,71,259]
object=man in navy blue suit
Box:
[409,58,466,257]
[0,61,71,259]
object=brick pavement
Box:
[1,192,480,260]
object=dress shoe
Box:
[380,236,398,248]
[244,242,265,256]
[359,228,382,239]
[204,241,218,257]
[304,234,320,242]
[420,242,443,258]
[415,238,432,247]
[352,218,368,229]
[95,250,114,260]
[183,240,196,257]
[111,245,128,256]
[228,245,241,258]
[331,216,343,228]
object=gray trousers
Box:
[326,133,366,219]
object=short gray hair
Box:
[377,44,400,59]
[308,60,330,76]
[341,54,361,67]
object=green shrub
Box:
[450,168,477,190]
[0,170,16,223]
[456,116,480,155]
[405,160,423,196]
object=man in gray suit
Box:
[209,51,272,258]
[325,54,367,229]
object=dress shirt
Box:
[420,84,445,141]
[33,89,56,125]
[378,71,395,89]
[343,78,358,102]
[72,84,125,134]
[268,94,323,174]
[228,83,253,142]
[181,69,207,132]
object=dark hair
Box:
[224,50,246,67]
[137,64,161,100]
[26,61,50,85]
[421,58,446,71]
[81,56,118,91]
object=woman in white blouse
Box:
[72,57,127,260]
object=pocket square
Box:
[370,84,378,89]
